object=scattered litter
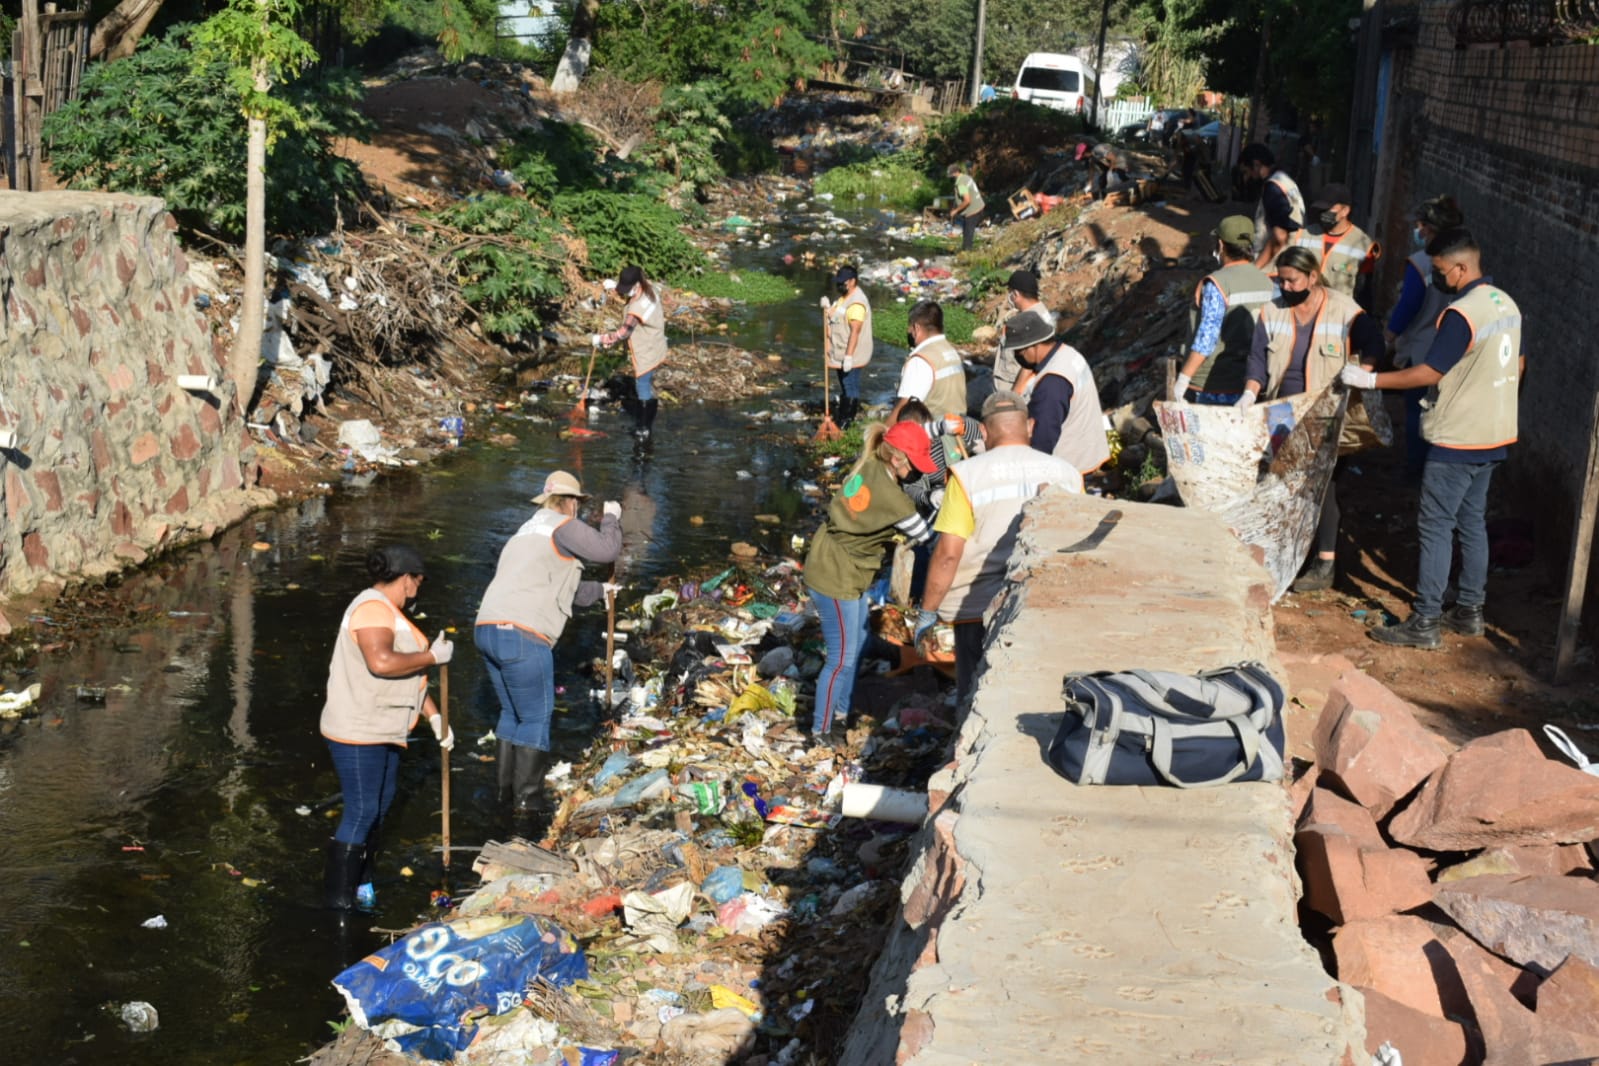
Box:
[141,915,168,930]
[118,1001,159,1033]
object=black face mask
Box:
[836,281,851,294]
[1431,268,1457,296]
[1318,209,1340,229]
[1280,287,1311,308]
[906,332,916,348]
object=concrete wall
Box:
[0,191,272,604]
[1361,3,1599,555]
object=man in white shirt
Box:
[891,300,968,422]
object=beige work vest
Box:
[1189,262,1274,393]
[319,589,428,746]
[1422,284,1522,450]
[1259,289,1363,399]
[475,508,583,644]
[1253,171,1306,257]
[1022,343,1111,473]
[1292,225,1376,298]
[1394,249,1451,369]
[908,336,967,420]
[942,445,1083,623]
[626,288,668,377]
[827,287,874,370]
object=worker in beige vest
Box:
[476,471,621,831]
[825,265,873,426]
[993,269,1056,395]
[1292,183,1380,306]
[594,265,668,442]
[1001,310,1110,474]
[1340,227,1524,649]
[1241,245,1384,591]
[1240,143,1306,269]
[1173,215,1274,403]
[1386,194,1465,476]
[915,390,1083,705]
[319,544,455,911]
[891,299,967,423]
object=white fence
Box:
[1095,98,1155,135]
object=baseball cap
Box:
[1000,309,1055,351]
[1006,269,1039,299]
[1212,215,1255,249]
[884,421,937,474]
[1311,183,1353,210]
[981,390,1028,419]
[833,265,858,284]
[376,544,426,577]
[532,469,589,504]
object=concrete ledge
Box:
[842,491,1364,1065]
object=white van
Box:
[1011,53,1096,113]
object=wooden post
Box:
[1554,389,1599,683]
[439,663,452,869]
[15,0,42,191]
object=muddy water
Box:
[0,203,921,1063]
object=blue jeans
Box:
[1416,458,1498,617]
[635,370,655,403]
[475,623,556,750]
[835,367,862,401]
[810,586,870,733]
[327,740,402,847]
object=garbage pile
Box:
[318,552,959,1065]
[759,98,926,175]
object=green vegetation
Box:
[871,302,981,346]
[669,270,797,304]
[552,190,705,277]
[804,418,869,464]
[814,159,940,211]
[433,194,568,336]
[43,26,369,239]
[635,82,732,202]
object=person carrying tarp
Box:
[1172,215,1275,404]
[1237,246,1384,592]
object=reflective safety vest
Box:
[320,590,428,746]
[942,445,1082,623]
[827,287,874,369]
[1292,225,1376,298]
[1253,171,1306,257]
[1258,288,1363,399]
[1189,262,1274,393]
[475,508,583,644]
[1394,249,1451,369]
[625,287,668,378]
[1422,284,1522,450]
[906,335,968,420]
[1022,343,1111,473]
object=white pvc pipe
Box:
[841,783,928,824]
[178,375,217,392]
[0,429,16,449]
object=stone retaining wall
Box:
[0,191,271,606]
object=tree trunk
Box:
[551,0,601,94]
[234,58,269,417]
[88,0,166,60]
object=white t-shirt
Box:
[897,334,946,399]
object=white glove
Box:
[1172,373,1192,400]
[1340,365,1378,390]
[429,631,454,665]
[602,500,621,520]
[429,715,455,751]
[602,582,623,598]
[1235,389,1258,410]
[590,333,603,349]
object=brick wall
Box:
[1383,1,1599,550]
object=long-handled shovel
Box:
[439,663,452,871]
[814,296,842,442]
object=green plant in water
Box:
[804,417,868,465]
[814,159,940,212]
[668,269,795,304]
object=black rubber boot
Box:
[1371,613,1442,649]
[636,399,658,442]
[513,746,554,812]
[1292,557,1335,593]
[496,738,518,806]
[1442,604,1485,636]
[323,840,364,911]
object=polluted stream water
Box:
[0,200,960,1064]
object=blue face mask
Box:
[1412,227,1426,250]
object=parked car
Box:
[1011,53,1098,113]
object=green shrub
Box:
[716,125,780,177]
[871,301,980,346]
[551,190,705,277]
[635,82,730,202]
[44,26,369,239]
[434,194,568,337]
[668,269,796,304]
[814,159,939,211]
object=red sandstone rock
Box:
[1445,930,1599,1065]
[1537,956,1599,1038]
[1297,797,1433,924]
[1313,670,1449,819]
[1436,844,1592,883]
[1389,730,1599,851]
[1434,873,1599,976]
[1333,916,1454,1018]
[1299,787,1386,846]
[1357,987,1470,1066]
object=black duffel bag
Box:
[1046,662,1286,788]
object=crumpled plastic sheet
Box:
[660,1007,758,1061]
[620,882,696,953]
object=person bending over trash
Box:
[803,423,933,748]
[475,471,621,836]
[319,544,454,912]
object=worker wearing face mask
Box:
[891,299,967,423]
[1291,183,1381,308]
[825,265,873,426]
[1385,195,1466,476]
[592,265,668,441]
[993,270,1054,394]
[1171,215,1274,403]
